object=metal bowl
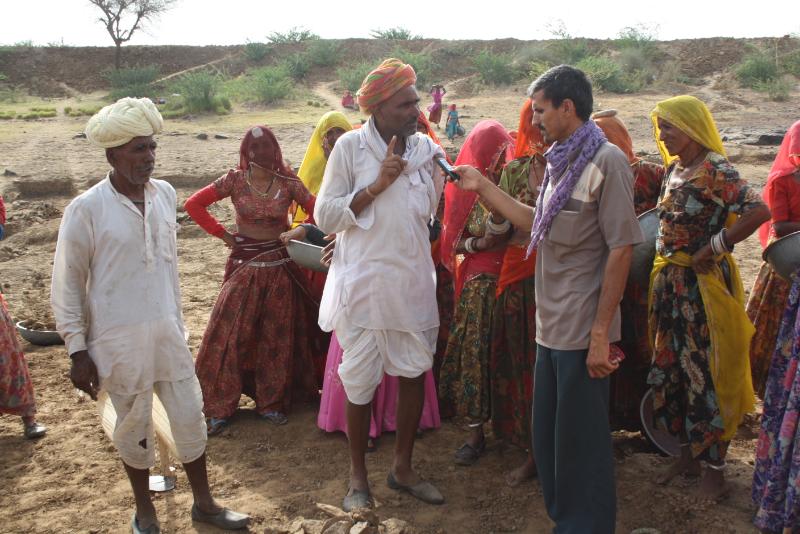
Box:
[628,208,660,287]
[640,388,681,457]
[15,321,64,346]
[286,239,328,273]
[763,231,800,281]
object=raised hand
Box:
[373,136,406,194]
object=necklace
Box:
[246,169,277,198]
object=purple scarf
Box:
[526,120,607,256]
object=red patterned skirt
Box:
[195,238,324,418]
[0,294,36,417]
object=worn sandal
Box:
[207,418,228,436]
[131,512,161,534]
[342,487,372,512]
[23,422,47,439]
[454,439,485,466]
[261,411,288,425]
[387,471,444,505]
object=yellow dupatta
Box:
[293,111,353,226]
[650,95,726,167]
[648,248,755,441]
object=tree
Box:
[88,0,177,69]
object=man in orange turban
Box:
[316,58,446,511]
[356,58,417,114]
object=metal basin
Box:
[628,208,660,287]
[286,239,328,273]
[640,388,681,457]
[15,321,64,346]
[763,230,800,281]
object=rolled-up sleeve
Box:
[314,139,375,234]
[51,202,94,355]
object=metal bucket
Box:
[286,239,328,273]
[628,208,660,288]
[763,230,800,281]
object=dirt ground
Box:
[0,77,798,534]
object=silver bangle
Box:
[706,461,727,471]
[465,237,477,254]
[486,214,511,235]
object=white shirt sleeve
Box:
[314,139,375,234]
[51,201,94,355]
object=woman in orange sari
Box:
[489,100,546,485]
[592,109,666,430]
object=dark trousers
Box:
[532,344,616,534]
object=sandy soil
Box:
[0,78,797,534]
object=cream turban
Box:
[85,97,164,148]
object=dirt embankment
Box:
[1,36,793,97]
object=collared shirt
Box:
[535,142,644,351]
[51,175,194,395]
[314,124,445,333]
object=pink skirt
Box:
[317,333,441,439]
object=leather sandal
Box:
[207,418,228,436]
[387,471,444,505]
[131,513,160,534]
[260,411,288,425]
[23,422,47,439]
[191,503,249,530]
[342,487,372,512]
[454,439,485,466]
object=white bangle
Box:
[465,237,477,254]
[486,214,511,235]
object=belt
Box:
[232,257,292,268]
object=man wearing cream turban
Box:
[316,59,446,510]
[52,98,249,533]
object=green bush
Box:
[370,27,420,40]
[106,66,160,99]
[391,48,438,89]
[614,25,658,54]
[473,50,521,86]
[29,106,56,113]
[755,77,792,101]
[736,52,778,88]
[243,41,270,62]
[576,55,642,93]
[250,66,293,104]
[338,62,373,92]
[171,71,224,113]
[306,40,341,67]
[546,23,589,65]
[781,49,800,77]
[65,105,102,117]
[267,27,319,44]
[528,60,552,80]
[0,85,25,103]
[0,110,15,120]
[281,53,310,81]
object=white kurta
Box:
[51,176,194,395]
[314,119,445,334]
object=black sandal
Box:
[454,439,485,466]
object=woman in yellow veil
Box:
[647,95,770,500]
[292,111,353,226]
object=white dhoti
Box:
[335,320,437,406]
[107,376,207,470]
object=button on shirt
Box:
[314,122,445,333]
[51,176,194,395]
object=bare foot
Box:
[505,457,537,487]
[697,467,729,502]
[656,456,701,485]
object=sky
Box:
[1,0,798,46]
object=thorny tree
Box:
[88,0,177,69]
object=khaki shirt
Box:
[535,142,643,351]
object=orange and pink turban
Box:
[356,58,417,114]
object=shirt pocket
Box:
[547,210,581,247]
[407,175,432,222]
[158,217,179,261]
